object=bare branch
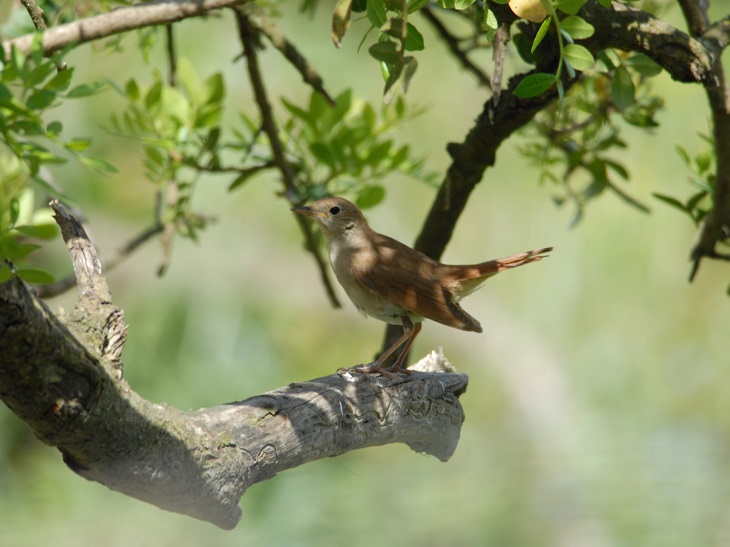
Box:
[238,2,335,106]
[20,0,47,31]
[0,275,467,530]
[235,8,341,308]
[420,7,491,89]
[3,0,246,59]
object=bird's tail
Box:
[445,247,553,297]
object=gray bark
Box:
[0,202,467,530]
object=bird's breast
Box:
[328,242,421,326]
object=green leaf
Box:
[282,97,315,128]
[64,138,92,152]
[611,66,635,110]
[0,265,12,283]
[675,144,691,166]
[554,0,586,15]
[79,155,119,174]
[369,40,400,64]
[653,192,688,213]
[406,0,430,13]
[43,67,74,92]
[532,16,552,54]
[14,223,59,239]
[514,72,555,98]
[367,0,387,28]
[17,268,54,284]
[623,54,662,77]
[560,15,594,39]
[384,56,417,103]
[177,58,202,103]
[47,120,63,136]
[228,169,260,192]
[66,81,105,98]
[484,8,498,44]
[125,78,140,101]
[202,73,225,105]
[27,61,56,87]
[26,89,56,110]
[454,0,477,8]
[404,23,425,51]
[563,44,594,71]
[356,184,386,208]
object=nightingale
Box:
[292,196,552,375]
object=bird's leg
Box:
[387,319,422,374]
[339,318,421,376]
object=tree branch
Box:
[3,0,246,59]
[420,7,491,89]
[677,3,730,279]
[235,8,341,308]
[0,204,468,530]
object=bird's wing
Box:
[349,236,482,332]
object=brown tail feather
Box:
[444,247,553,296]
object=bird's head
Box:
[291,197,368,241]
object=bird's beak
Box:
[291,205,326,218]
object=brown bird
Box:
[292,196,552,375]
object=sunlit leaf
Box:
[560,15,594,39]
[367,0,387,28]
[514,72,555,98]
[531,16,552,54]
[563,44,594,71]
[66,81,105,98]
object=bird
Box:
[292,196,552,375]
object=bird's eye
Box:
[329,206,341,215]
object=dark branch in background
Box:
[0,203,467,530]
[240,2,335,106]
[420,7,491,89]
[165,23,177,86]
[676,1,730,280]
[235,6,341,308]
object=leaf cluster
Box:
[654,134,719,233]
[278,89,436,209]
[519,52,664,224]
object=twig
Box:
[421,7,491,89]
[165,23,177,87]
[50,200,112,304]
[235,9,341,308]
[36,223,165,299]
[677,1,730,280]
[236,3,335,106]
[19,0,68,70]
[20,0,47,31]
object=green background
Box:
[2,4,730,546]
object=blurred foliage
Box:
[519,52,664,225]
[1,0,730,544]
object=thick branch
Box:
[3,0,246,59]
[0,207,467,530]
[0,276,466,529]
